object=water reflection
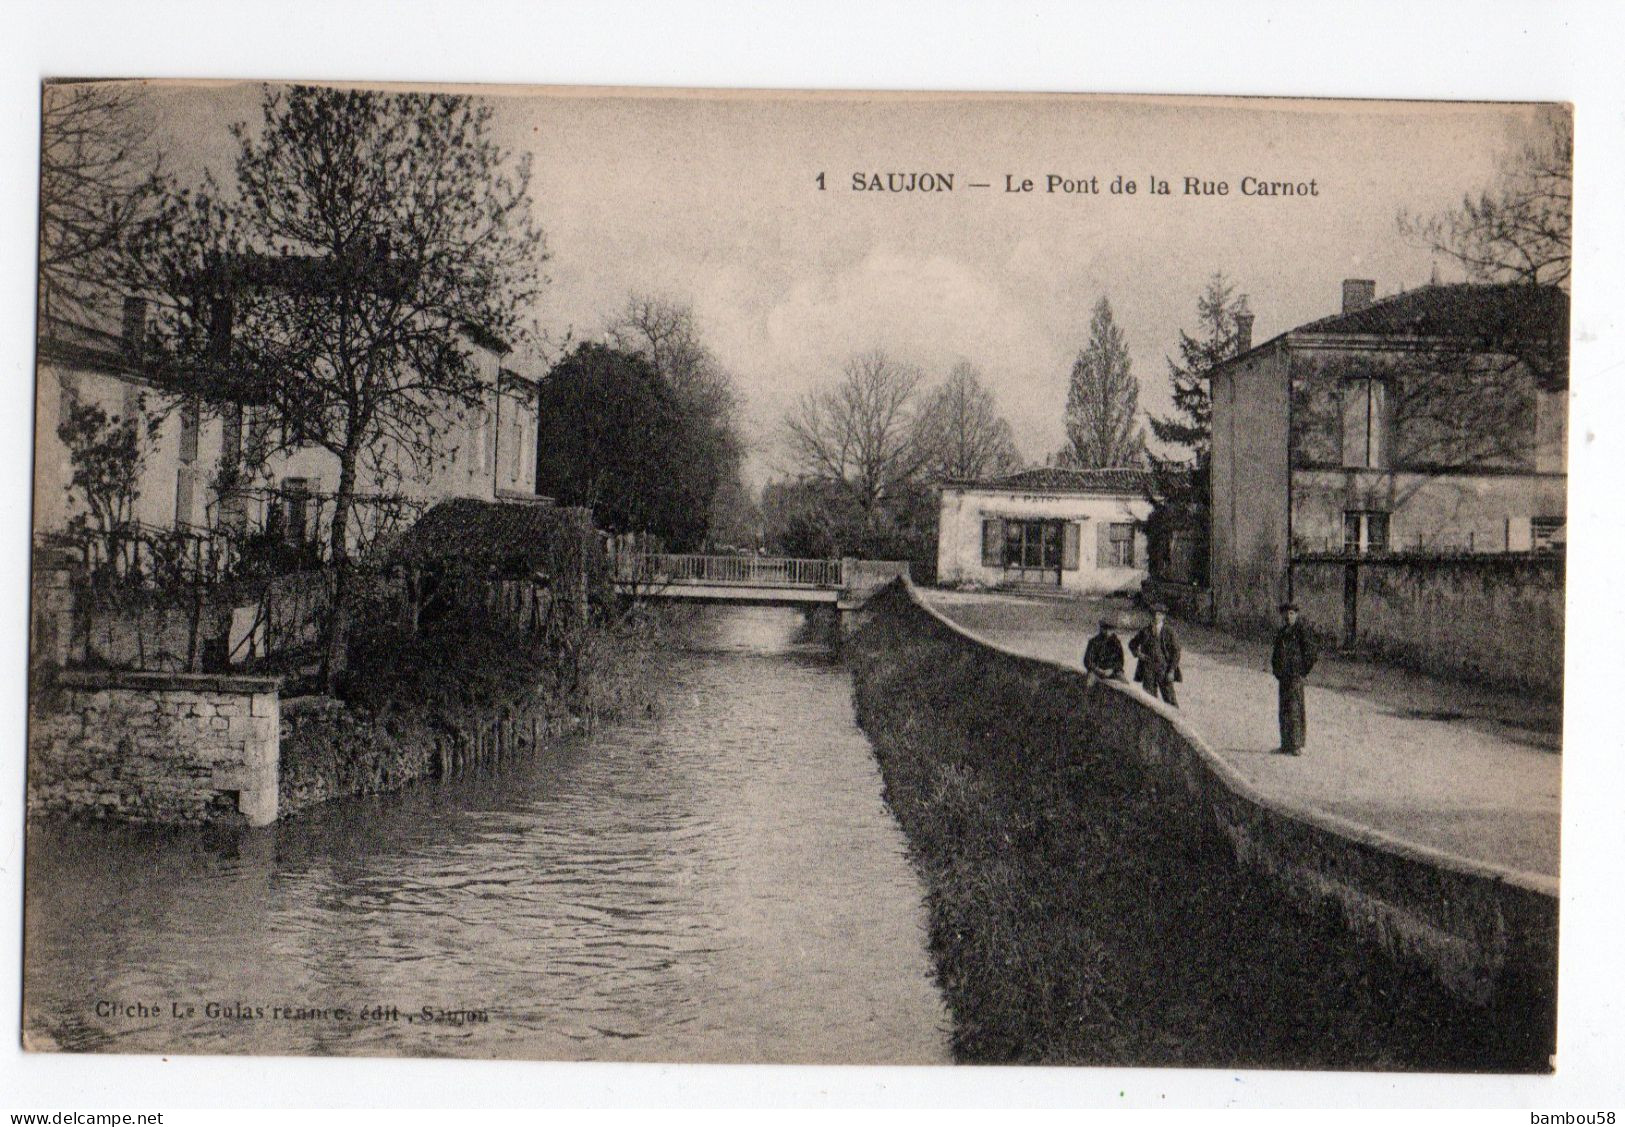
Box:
[24,607,949,1063]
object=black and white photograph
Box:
[8,2,1625,1104]
[19,77,1574,1072]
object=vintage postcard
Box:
[24,80,1567,1071]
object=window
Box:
[1101,522,1135,568]
[1531,517,1565,551]
[1001,520,1064,570]
[1343,510,1390,554]
[1341,379,1388,469]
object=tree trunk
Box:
[320,447,358,695]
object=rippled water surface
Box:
[24,607,950,1063]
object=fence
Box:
[41,522,240,590]
[1293,532,1566,557]
[616,553,845,589]
[33,522,339,679]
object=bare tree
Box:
[916,361,1021,481]
[782,350,930,519]
[1061,297,1144,468]
[604,294,746,535]
[1400,107,1571,289]
[605,295,736,419]
[38,82,163,324]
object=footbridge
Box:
[613,554,907,610]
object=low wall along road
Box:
[865,578,1557,1018]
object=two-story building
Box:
[1209,279,1568,636]
[33,297,547,565]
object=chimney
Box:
[1341,279,1376,314]
[1234,295,1254,353]
[121,296,148,359]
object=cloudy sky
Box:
[144,83,1554,485]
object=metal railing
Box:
[616,553,845,589]
[40,522,241,589]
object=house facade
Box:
[1209,279,1568,636]
[34,298,547,565]
[937,467,1153,595]
[33,300,200,539]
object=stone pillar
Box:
[30,565,75,668]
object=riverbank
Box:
[277,600,665,817]
[24,606,949,1062]
[847,593,1552,1069]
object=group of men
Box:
[1084,600,1317,755]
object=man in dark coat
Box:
[1129,604,1181,706]
[1083,619,1125,680]
[1271,601,1317,754]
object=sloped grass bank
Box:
[847,609,1549,1070]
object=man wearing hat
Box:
[1129,603,1181,706]
[1083,618,1125,681]
[1271,601,1318,754]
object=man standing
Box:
[1083,618,1125,680]
[1129,604,1181,706]
[1271,601,1318,754]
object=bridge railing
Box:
[616,553,845,589]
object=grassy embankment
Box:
[847,606,1551,1071]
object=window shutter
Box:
[1341,380,1368,468]
[120,381,142,422]
[222,404,243,465]
[179,400,200,465]
[1369,380,1388,469]
[175,466,196,527]
[1506,516,1532,552]
[1096,520,1111,568]
[982,518,1004,566]
[1062,522,1081,570]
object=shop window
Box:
[1001,519,1064,569]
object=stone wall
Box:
[1293,554,1564,698]
[27,670,281,826]
[871,578,1557,1022]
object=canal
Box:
[23,606,951,1063]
